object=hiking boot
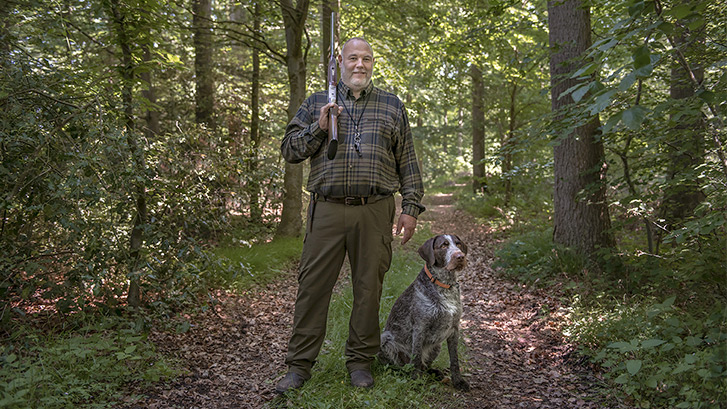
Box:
[350,369,374,388]
[275,372,306,394]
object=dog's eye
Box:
[441,241,449,248]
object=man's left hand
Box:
[396,214,417,245]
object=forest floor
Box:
[120,193,629,409]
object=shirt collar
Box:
[338,80,375,100]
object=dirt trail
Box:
[122,193,626,408]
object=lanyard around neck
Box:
[338,88,370,157]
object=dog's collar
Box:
[424,264,452,289]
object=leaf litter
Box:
[120,193,628,408]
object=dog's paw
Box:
[426,368,445,380]
[452,376,470,392]
[410,367,425,380]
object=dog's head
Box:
[418,234,468,271]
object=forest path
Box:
[122,193,626,408]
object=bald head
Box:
[341,37,374,57]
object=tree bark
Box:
[503,81,517,206]
[109,0,147,307]
[141,45,160,137]
[471,64,486,194]
[249,2,262,224]
[548,0,613,254]
[658,11,705,251]
[193,0,215,130]
[276,0,310,237]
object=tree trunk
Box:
[193,0,215,130]
[503,81,517,206]
[471,64,486,194]
[249,2,262,224]
[548,0,613,254]
[658,11,705,251]
[276,0,310,238]
[141,45,160,137]
[109,0,147,307]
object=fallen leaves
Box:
[120,194,627,408]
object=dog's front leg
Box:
[446,328,470,391]
[410,328,427,378]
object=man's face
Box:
[338,39,374,93]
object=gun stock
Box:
[326,12,338,160]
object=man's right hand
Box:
[318,102,343,131]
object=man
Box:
[276,37,425,392]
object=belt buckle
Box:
[345,197,364,206]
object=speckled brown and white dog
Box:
[378,234,470,391]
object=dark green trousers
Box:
[285,195,395,378]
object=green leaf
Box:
[603,112,623,134]
[662,296,676,308]
[589,89,617,115]
[688,16,706,30]
[642,339,666,349]
[614,373,630,384]
[619,71,637,91]
[673,362,694,374]
[597,38,619,52]
[622,105,649,130]
[627,360,642,375]
[645,376,658,388]
[686,336,702,347]
[572,83,591,103]
[633,46,651,69]
[670,4,693,19]
[657,21,674,35]
[571,62,598,78]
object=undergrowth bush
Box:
[567,296,726,409]
[494,226,727,408]
[0,318,176,408]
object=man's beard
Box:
[343,68,371,90]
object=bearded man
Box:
[276,37,425,392]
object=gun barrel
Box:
[326,11,338,160]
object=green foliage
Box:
[211,236,304,290]
[494,225,726,408]
[0,318,176,408]
[567,297,727,409]
[276,223,467,408]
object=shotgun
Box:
[326,12,338,160]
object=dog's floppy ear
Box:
[418,237,436,266]
[454,234,467,254]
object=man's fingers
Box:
[396,214,417,245]
[319,103,341,131]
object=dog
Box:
[378,234,470,391]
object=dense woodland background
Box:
[1,0,725,407]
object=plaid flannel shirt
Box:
[281,81,425,218]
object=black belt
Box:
[314,194,388,206]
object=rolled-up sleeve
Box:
[281,96,327,164]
